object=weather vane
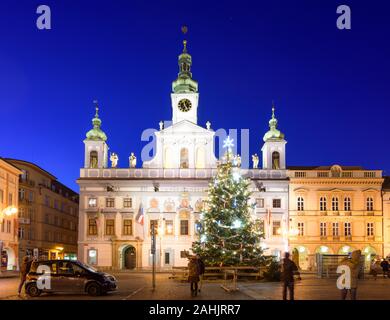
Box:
[181,25,188,35]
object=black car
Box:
[25,260,117,297]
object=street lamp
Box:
[157,222,165,270]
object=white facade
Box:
[383,178,390,258]
[77,41,289,269]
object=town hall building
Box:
[77,39,289,270]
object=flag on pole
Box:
[136,203,144,225]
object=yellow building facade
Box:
[0,158,21,271]
[288,165,383,270]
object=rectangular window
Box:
[29,191,34,202]
[19,189,25,200]
[88,249,98,265]
[54,200,59,210]
[255,220,265,234]
[344,222,351,236]
[150,219,158,236]
[165,252,170,265]
[88,198,97,207]
[18,227,24,239]
[180,220,189,235]
[8,193,13,206]
[6,220,11,233]
[123,219,133,235]
[332,222,339,236]
[344,198,351,211]
[105,219,115,235]
[44,195,50,207]
[44,213,50,224]
[165,220,174,235]
[273,199,281,208]
[298,222,304,236]
[88,218,97,235]
[272,221,281,236]
[123,198,133,208]
[0,189,3,204]
[106,198,115,208]
[320,222,327,237]
[367,222,374,236]
[255,198,264,208]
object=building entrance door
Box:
[124,246,136,270]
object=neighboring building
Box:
[288,165,384,270]
[5,159,79,263]
[383,176,390,258]
[77,40,289,270]
[0,158,22,271]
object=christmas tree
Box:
[192,138,267,266]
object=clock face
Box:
[178,99,192,112]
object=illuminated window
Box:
[256,198,264,208]
[165,220,174,235]
[272,221,281,236]
[88,198,97,207]
[88,249,97,265]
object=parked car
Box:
[25,260,117,297]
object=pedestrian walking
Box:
[339,250,361,300]
[370,258,381,280]
[188,255,200,297]
[280,252,301,301]
[380,258,389,278]
[18,255,32,296]
[196,255,205,293]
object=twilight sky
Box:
[0,0,389,191]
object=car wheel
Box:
[26,283,41,297]
[86,282,101,296]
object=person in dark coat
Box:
[380,258,389,278]
[196,255,205,293]
[18,256,32,296]
[280,252,301,300]
[188,256,200,297]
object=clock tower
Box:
[171,39,199,124]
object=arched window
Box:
[366,197,374,211]
[332,197,339,211]
[272,151,280,170]
[89,151,98,168]
[344,197,351,211]
[180,148,189,169]
[319,197,327,211]
[297,197,304,211]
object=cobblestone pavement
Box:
[0,273,389,300]
[239,274,390,300]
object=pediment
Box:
[160,120,213,135]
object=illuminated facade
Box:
[0,158,21,271]
[288,165,384,270]
[383,176,390,258]
[77,40,289,270]
[6,159,79,263]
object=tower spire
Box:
[263,101,285,142]
[86,100,107,141]
[172,26,198,93]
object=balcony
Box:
[19,198,33,205]
[20,179,35,187]
[319,211,327,216]
[79,168,288,180]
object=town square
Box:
[0,1,389,311]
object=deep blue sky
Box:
[1,0,389,191]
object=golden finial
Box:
[271,100,275,118]
[181,26,188,53]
